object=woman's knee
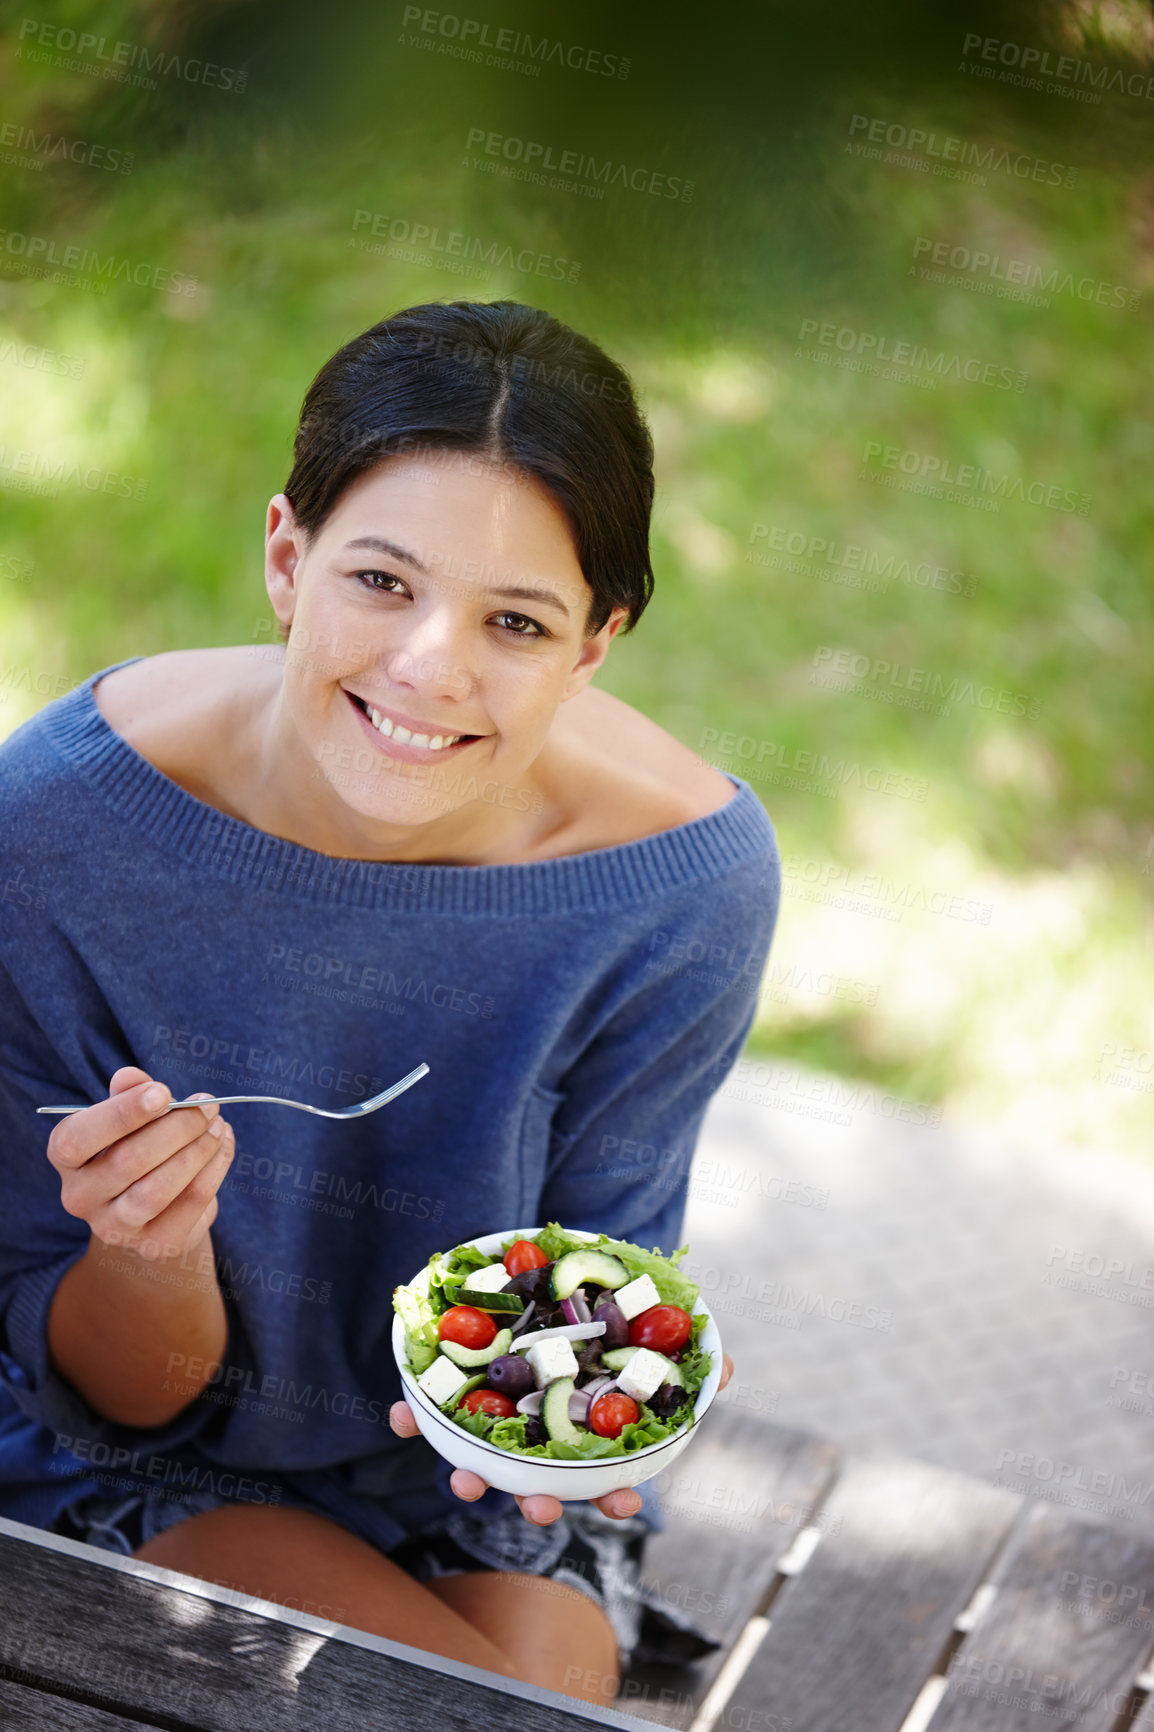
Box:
[426,1569,620,1701]
[133,1504,524,1681]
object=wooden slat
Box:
[720,1454,1020,1732]
[928,1501,1154,1731]
[617,1409,839,1726]
[0,1677,173,1729]
[0,1518,660,1732]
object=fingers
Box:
[450,1469,489,1503]
[96,1132,236,1258]
[103,1117,231,1231]
[109,1066,153,1096]
[592,1488,643,1520]
[719,1352,734,1391]
[62,1104,232,1232]
[515,1493,562,1525]
[47,1076,179,1172]
[389,1402,418,1437]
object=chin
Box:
[315,760,465,828]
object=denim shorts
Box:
[52,1487,719,1669]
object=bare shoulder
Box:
[555,685,737,844]
[92,647,270,810]
[93,646,265,740]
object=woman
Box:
[0,300,780,1702]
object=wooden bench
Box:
[4,1406,1154,1731]
[620,1407,1154,1731]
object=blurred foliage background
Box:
[1,0,1151,1157]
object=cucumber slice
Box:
[541,1376,583,1444]
[601,1345,683,1387]
[440,1327,514,1368]
[445,1286,525,1314]
[550,1249,629,1301]
[447,1373,488,1409]
[600,1346,636,1372]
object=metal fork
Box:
[37,1062,430,1118]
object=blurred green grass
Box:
[1,0,1152,1157]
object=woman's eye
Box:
[493,611,546,638]
[356,569,407,594]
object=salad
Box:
[393,1222,715,1462]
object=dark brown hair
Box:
[283,300,655,637]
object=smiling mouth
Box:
[346,691,481,753]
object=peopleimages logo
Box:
[959,32,1154,103]
[860,439,1091,516]
[846,113,1078,187]
[911,237,1140,311]
[400,7,631,78]
[351,209,581,283]
[464,128,694,200]
[0,228,197,295]
[798,317,1026,390]
[0,122,133,174]
[16,18,248,92]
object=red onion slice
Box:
[509,1299,536,1337]
[580,1375,617,1401]
[560,1287,591,1326]
[510,1321,606,1353]
[515,1386,595,1424]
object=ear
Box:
[558,607,630,702]
[265,494,306,633]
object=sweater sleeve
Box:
[0,957,220,1456]
[535,848,781,1256]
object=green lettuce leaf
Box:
[392,1279,440,1374]
[512,1222,598,1262]
[445,1243,493,1279]
[677,1310,713,1399]
[510,1221,701,1312]
[449,1404,498,1441]
[599,1234,700,1311]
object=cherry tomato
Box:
[503,1238,548,1277]
[438,1305,497,1349]
[628,1305,693,1354]
[589,1392,640,1438]
[460,1388,517,1418]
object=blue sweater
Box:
[0,660,780,1552]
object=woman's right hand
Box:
[46,1065,236,1263]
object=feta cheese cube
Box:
[615,1346,669,1404]
[526,1335,580,1388]
[462,1262,511,1294]
[417,1353,469,1408]
[614,1273,662,1322]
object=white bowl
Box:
[392,1226,724,1501]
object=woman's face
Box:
[264,451,626,830]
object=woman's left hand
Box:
[389,1351,734,1527]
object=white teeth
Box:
[358,696,467,749]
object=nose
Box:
[375,608,474,704]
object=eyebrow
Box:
[481,584,571,618]
[342,537,572,618]
[344,536,429,571]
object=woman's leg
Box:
[133,1504,523,1683]
[425,1571,620,1705]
